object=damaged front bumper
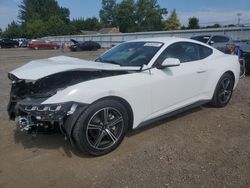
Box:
[8,98,88,141]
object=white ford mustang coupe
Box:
[8,37,240,155]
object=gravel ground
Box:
[0,48,249,188]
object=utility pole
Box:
[237,13,242,27]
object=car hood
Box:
[10,56,141,80]
[70,39,78,44]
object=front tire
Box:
[210,73,234,107]
[73,99,129,156]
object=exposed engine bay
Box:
[8,70,128,136]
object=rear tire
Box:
[210,73,234,107]
[73,99,129,156]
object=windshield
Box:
[96,42,163,66]
[191,36,211,44]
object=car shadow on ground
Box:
[13,130,92,158]
[13,105,204,158]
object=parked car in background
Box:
[28,39,60,50]
[19,39,29,48]
[8,37,240,155]
[0,38,19,48]
[191,35,233,53]
[237,42,250,73]
[69,39,101,51]
[15,38,29,47]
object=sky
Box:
[0,0,250,30]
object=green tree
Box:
[164,9,180,30]
[181,25,187,30]
[17,0,71,37]
[3,21,24,38]
[18,0,70,24]
[205,23,221,29]
[188,17,200,29]
[26,19,46,38]
[99,0,117,27]
[70,17,101,33]
[99,0,167,32]
[70,18,85,34]
[116,0,136,32]
[84,17,101,31]
[135,0,167,32]
[46,16,68,36]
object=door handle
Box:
[196,69,207,73]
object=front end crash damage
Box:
[7,69,127,141]
[14,100,88,142]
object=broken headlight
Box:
[17,102,79,121]
[24,104,63,112]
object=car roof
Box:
[128,36,211,48]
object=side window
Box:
[199,45,213,59]
[211,36,230,43]
[155,42,200,64]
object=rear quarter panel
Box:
[204,52,240,99]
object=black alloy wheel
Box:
[218,77,232,104]
[210,73,234,107]
[73,99,129,155]
[86,107,124,150]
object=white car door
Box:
[149,42,212,119]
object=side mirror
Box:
[157,58,180,69]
